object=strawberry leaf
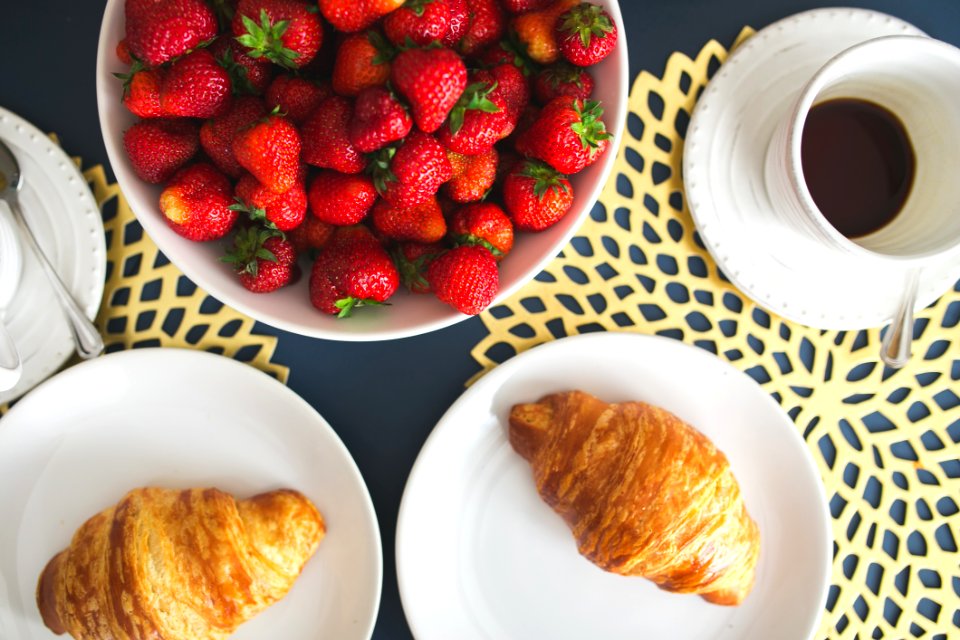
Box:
[451,233,503,257]
[558,4,614,49]
[334,297,388,318]
[235,9,301,70]
[518,159,570,200]
[448,81,500,135]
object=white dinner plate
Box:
[683,8,960,330]
[0,348,382,640]
[0,106,106,404]
[397,333,830,640]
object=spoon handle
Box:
[8,199,104,360]
[879,269,921,369]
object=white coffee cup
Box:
[765,35,960,265]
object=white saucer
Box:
[397,333,830,640]
[0,207,20,309]
[684,8,960,330]
[0,348,382,640]
[0,106,106,404]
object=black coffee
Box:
[800,98,915,239]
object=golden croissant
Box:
[509,391,760,605]
[37,487,325,639]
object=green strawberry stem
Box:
[112,59,146,99]
[390,246,433,290]
[545,61,586,89]
[559,3,615,48]
[519,160,570,200]
[570,99,612,152]
[221,226,280,277]
[369,30,398,65]
[235,9,301,69]
[451,233,503,257]
[334,297,388,318]
[215,45,257,96]
[448,81,500,135]
[228,198,281,232]
[367,147,398,195]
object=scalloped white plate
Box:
[0,106,105,404]
[0,348,382,640]
[397,333,830,640]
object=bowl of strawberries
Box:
[96,0,628,341]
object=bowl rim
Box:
[96,0,630,342]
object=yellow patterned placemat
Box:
[473,30,959,639]
[1,145,287,414]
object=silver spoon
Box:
[0,139,104,360]
[879,268,920,369]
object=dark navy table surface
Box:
[5,1,959,637]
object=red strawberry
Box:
[349,86,413,153]
[309,226,399,317]
[502,0,551,14]
[116,39,133,65]
[116,63,166,118]
[533,61,593,103]
[123,118,199,184]
[490,62,531,118]
[234,173,308,230]
[391,241,444,293]
[159,163,238,241]
[449,202,514,259]
[232,0,323,69]
[224,228,298,292]
[442,0,469,46]
[125,0,218,67]
[384,0,451,47]
[210,37,275,95]
[457,0,504,56]
[332,32,393,97]
[200,96,268,178]
[370,130,453,208]
[160,49,232,118]
[516,97,610,174]
[288,215,335,253]
[427,245,499,314]
[390,46,467,133]
[308,171,378,225]
[232,113,302,193]
[317,0,405,33]
[502,158,573,230]
[266,76,331,124]
[437,79,509,155]
[444,148,498,202]
[556,2,618,66]
[510,0,578,64]
[301,96,366,173]
[371,196,447,243]
[476,40,535,76]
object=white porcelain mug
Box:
[764,35,960,265]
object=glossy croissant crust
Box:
[37,487,325,639]
[509,391,760,605]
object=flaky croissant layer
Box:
[510,391,760,605]
[37,487,325,639]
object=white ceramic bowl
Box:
[96,0,628,341]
